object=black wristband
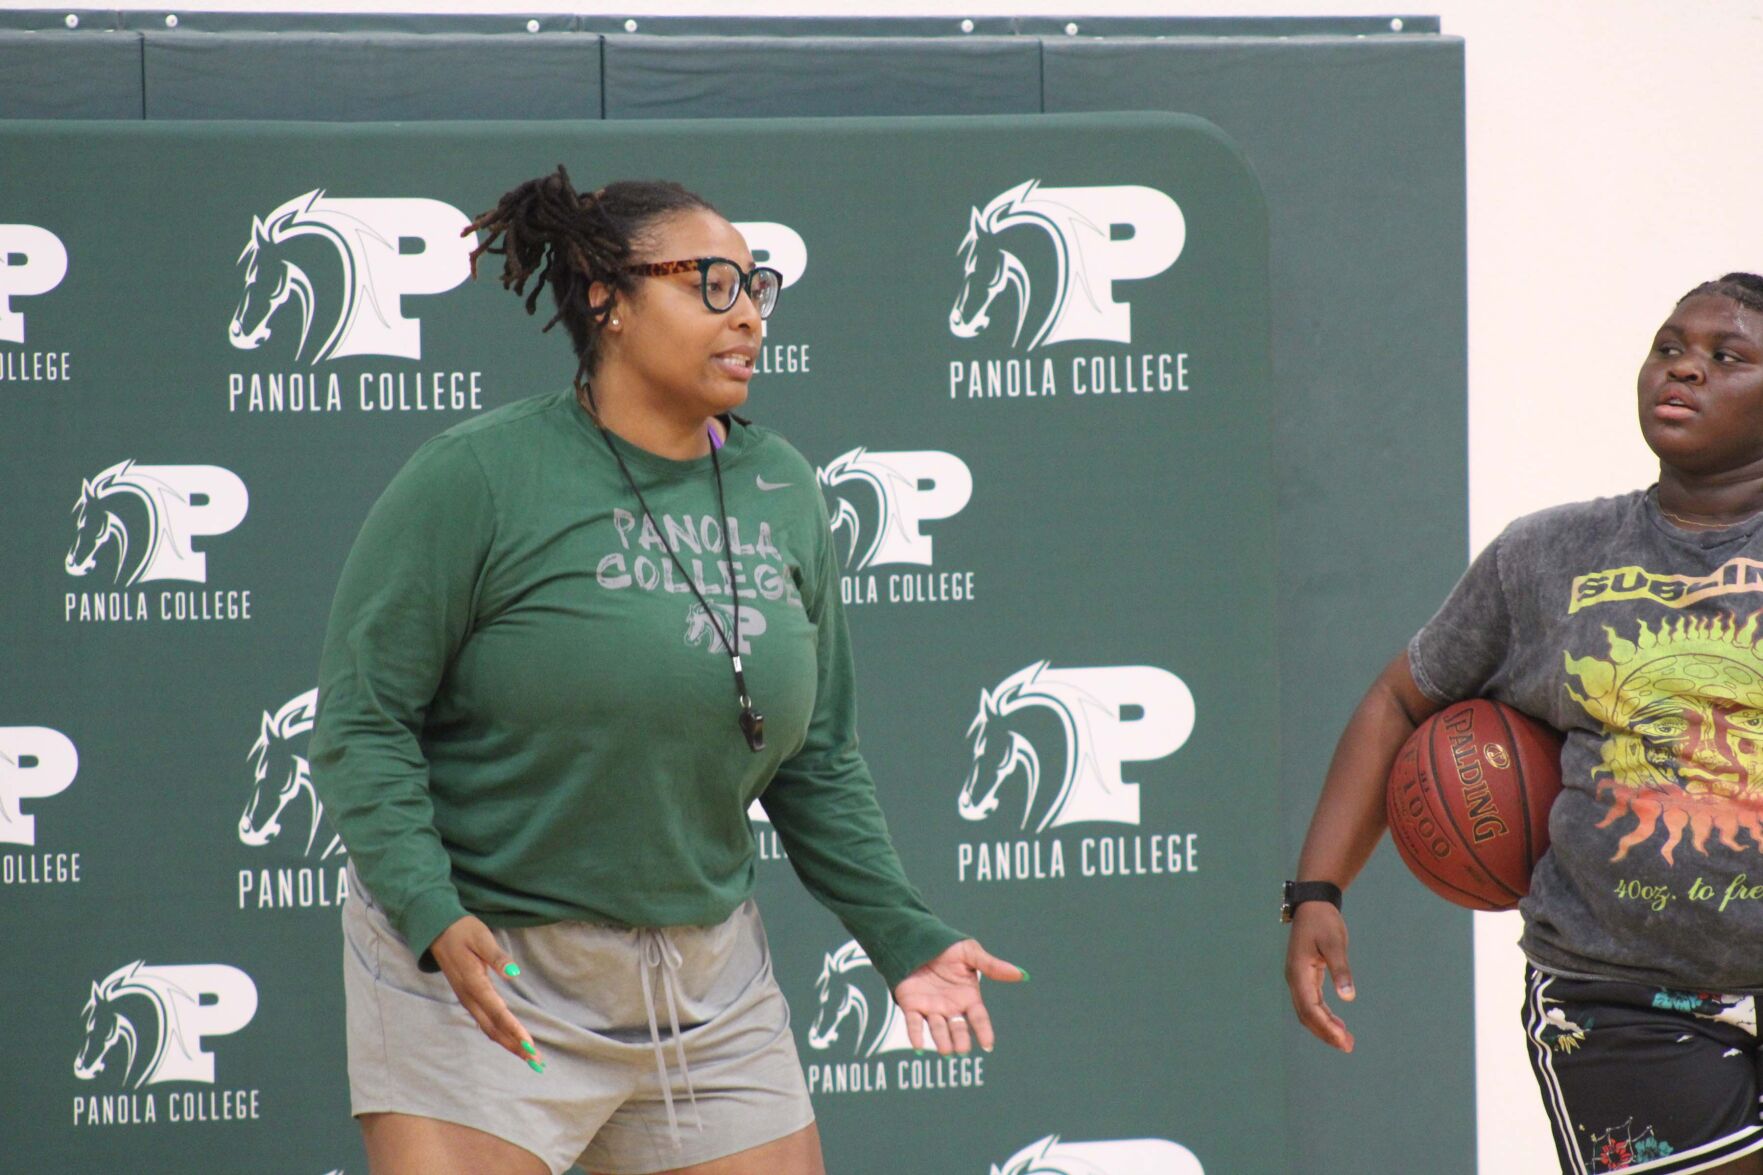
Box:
[1281,879,1343,924]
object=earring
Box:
[610,316,621,328]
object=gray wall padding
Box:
[603,35,1042,119]
[142,32,602,121]
[0,32,143,118]
[1045,34,1472,1175]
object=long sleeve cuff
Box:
[399,885,472,973]
[859,916,968,990]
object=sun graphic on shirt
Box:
[1565,614,1763,865]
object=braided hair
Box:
[1678,272,1763,316]
[466,166,717,392]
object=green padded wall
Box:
[0,31,143,118]
[142,33,603,120]
[602,35,1041,119]
[5,108,1276,1175]
[0,18,1468,1175]
[0,13,1440,35]
[1042,35,1471,1175]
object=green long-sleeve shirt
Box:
[310,390,962,987]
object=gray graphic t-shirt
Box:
[1410,488,1763,991]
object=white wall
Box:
[16,0,1762,1169]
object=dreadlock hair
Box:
[1678,272,1763,316]
[466,166,717,394]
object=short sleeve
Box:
[1408,530,1515,706]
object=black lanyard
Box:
[594,416,766,753]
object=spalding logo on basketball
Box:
[1386,699,1563,911]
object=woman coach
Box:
[310,167,1023,1175]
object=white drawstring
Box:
[638,928,702,1149]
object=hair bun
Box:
[466,172,718,391]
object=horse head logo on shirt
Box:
[960,662,1195,833]
[684,602,767,656]
[74,961,258,1088]
[949,180,1185,350]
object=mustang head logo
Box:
[950,180,1185,350]
[241,689,341,859]
[74,961,258,1089]
[961,662,1195,833]
[229,189,473,364]
[806,941,914,1057]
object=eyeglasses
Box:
[625,256,782,319]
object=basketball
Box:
[1385,699,1564,911]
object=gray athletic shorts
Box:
[342,865,814,1175]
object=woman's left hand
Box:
[892,939,1026,1055]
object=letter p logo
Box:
[0,726,79,846]
[734,222,807,289]
[1038,186,1185,347]
[1050,665,1194,828]
[0,225,69,345]
[142,964,259,1085]
[818,448,973,570]
[320,197,473,361]
[132,464,251,584]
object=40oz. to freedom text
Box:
[1613,873,1763,913]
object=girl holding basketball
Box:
[1286,274,1763,1175]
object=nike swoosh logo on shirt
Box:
[756,476,792,491]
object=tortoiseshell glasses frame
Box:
[624,256,782,319]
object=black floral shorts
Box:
[1523,966,1763,1173]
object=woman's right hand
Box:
[1285,652,1441,1055]
[1285,900,1356,1053]
[429,915,545,1071]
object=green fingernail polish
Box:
[914,1048,925,1056]
[503,963,521,978]
[520,1040,537,1056]
[527,1059,545,1074]
[1018,967,1031,982]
